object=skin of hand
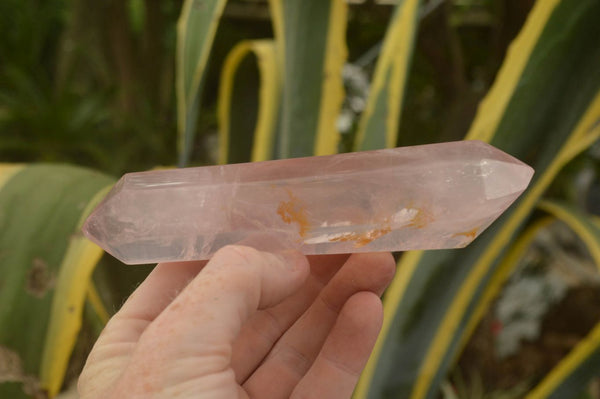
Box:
[78,245,396,399]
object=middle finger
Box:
[231,254,350,382]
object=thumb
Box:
[113,245,309,397]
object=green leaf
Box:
[354,0,421,151]
[0,164,114,398]
[465,0,561,143]
[39,184,113,397]
[356,0,600,397]
[217,40,281,164]
[176,0,227,166]
[275,0,348,158]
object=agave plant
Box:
[1,0,600,398]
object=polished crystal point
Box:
[83,140,534,264]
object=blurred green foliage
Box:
[0,0,180,174]
[0,0,548,175]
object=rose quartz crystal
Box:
[83,140,533,264]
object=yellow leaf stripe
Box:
[410,89,600,399]
[313,0,348,156]
[87,282,110,325]
[217,40,281,163]
[465,0,561,142]
[354,0,420,150]
[354,250,424,398]
[40,185,112,397]
[527,317,600,398]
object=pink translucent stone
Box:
[83,140,534,264]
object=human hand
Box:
[78,245,395,398]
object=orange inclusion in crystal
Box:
[452,228,478,239]
[407,208,434,229]
[277,189,310,237]
[329,220,392,248]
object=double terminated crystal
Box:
[83,141,534,264]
